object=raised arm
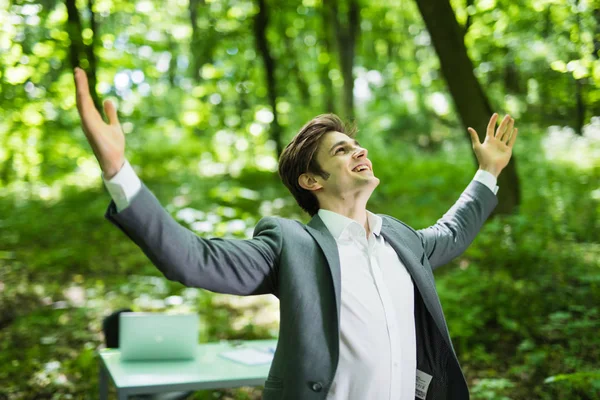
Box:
[417,179,497,270]
[74,69,281,296]
[419,113,519,269]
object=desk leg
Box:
[117,390,128,400]
[99,361,108,400]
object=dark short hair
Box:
[278,114,357,216]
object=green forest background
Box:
[1,0,599,398]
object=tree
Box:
[65,0,101,112]
[253,0,283,155]
[415,0,521,215]
[319,1,336,113]
[189,0,217,83]
[573,0,586,135]
[326,0,359,119]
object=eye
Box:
[335,147,345,154]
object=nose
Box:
[353,146,367,159]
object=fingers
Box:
[496,114,511,139]
[74,67,87,94]
[104,100,119,126]
[507,128,518,148]
[467,127,480,147]
[74,67,103,134]
[486,113,498,138]
[501,117,515,142]
[74,67,92,108]
[488,113,517,144]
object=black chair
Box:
[102,309,194,400]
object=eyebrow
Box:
[329,139,360,155]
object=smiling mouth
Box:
[352,165,371,172]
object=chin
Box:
[367,174,380,185]
[359,176,380,193]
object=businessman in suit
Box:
[74,67,519,399]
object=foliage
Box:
[1,124,599,398]
[1,0,600,398]
[2,0,600,187]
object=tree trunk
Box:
[592,2,600,117]
[503,48,522,94]
[65,0,101,112]
[329,0,359,119]
[275,12,310,103]
[575,78,585,135]
[319,1,336,113]
[573,0,585,135]
[189,0,202,82]
[539,6,550,120]
[594,3,600,59]
[86,0,100,109]
[167,36,178,87]
[253,0,283,155]
[283,34,311,103]
[189,0,217,82]
[415,0,521,215]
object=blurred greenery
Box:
[1,0,600,399]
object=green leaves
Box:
[1,0,599,398]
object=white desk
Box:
[98,339,277,399]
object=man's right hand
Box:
[74,67,125,180]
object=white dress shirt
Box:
[102,161,499,399]
[319,209,417,400]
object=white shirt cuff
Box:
[102,160,142,212]
[473,169,499,195]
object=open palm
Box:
[74,67,125,179]
[468,114,519,177]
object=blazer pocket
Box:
[264,375,284,389]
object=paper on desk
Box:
[219,348,274,365]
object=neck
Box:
[319,200,370,236]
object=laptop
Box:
[119,312,199,361]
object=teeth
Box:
[353,165,368,172]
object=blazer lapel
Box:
[380,217,453,350]
[305,215,342,326]
[304,214,452,351]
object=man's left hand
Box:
[468,113,519,178]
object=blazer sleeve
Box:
[104,183,282,296]
[417,179,498,270]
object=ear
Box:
[298,173,323,192]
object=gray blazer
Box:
[105,179,497,400]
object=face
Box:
[299,131,380,204]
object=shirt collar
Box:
[317,209,382,240]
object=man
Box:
[74,67,518,400]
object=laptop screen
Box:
[119,312,199,361]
